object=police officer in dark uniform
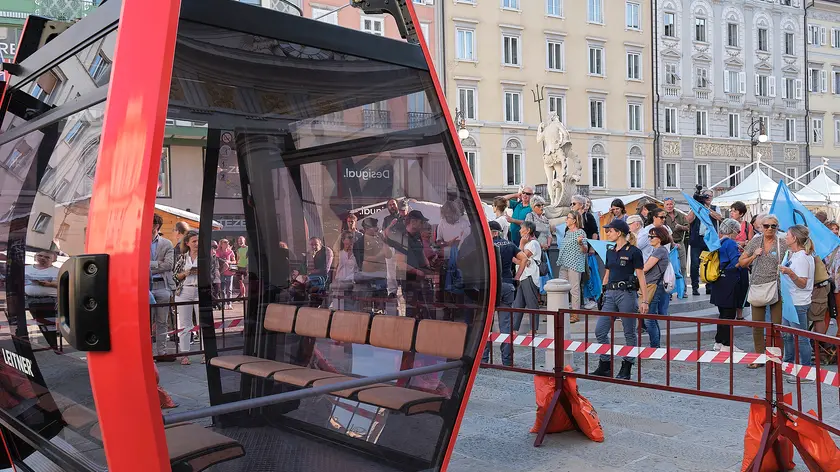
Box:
[593,219,649,380]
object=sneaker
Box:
[713,343,723,351]
[786,374,814,384]
[583,300,597,310]
[723,345,744,353]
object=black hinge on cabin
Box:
[350,0,419,44]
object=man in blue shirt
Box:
[502,187,534,246]
[482,221,528,366]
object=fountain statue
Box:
[536,113,580,221]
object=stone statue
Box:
[537,113,580,208]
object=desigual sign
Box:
[0,27,20,63]
[343,168,391,181]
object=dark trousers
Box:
[482,282,516,365]
[715,307,737,346]
[690,244,703,290]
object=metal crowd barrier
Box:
[150,296,247,360]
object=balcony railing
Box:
[363,110,391,129]
[784,98,800,110]
[407,112,435,129]
[695,90,710,100]
[726,93,743,104]
[756,96,773,107]
[663,86,680,98]
[312,112,344,126]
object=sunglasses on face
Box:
[655,215,665,219]
[763,224,778,229]
[522,192,534,196]
[648,234,659,238]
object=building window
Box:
[729,113,740,138]
[548,94,565,122]
[591,154,606,188]
[785,118,796,142]
[834,71,840,95]
[88,51,110,82]
[464,150,478,181]
[502,34,520,66]
[808,24,825,46]
[458,87,477,120]
[665,162,679,188]
[361,15,384,35]
[760,116,770,140]
[629,153,642,189]
[696,164,709,188]
[729,165,742,187]
[813,118,824,143]
[835,119,840,144]
[695,17,706,42]
[833,28,840,48]
[628,103,642,132]
[696,67,708,89]
[627,52,641,80]
[590,99,604,129]
[663,12,675,37]
[588,0,603,24]
[157,147,171,198]
[311,6,338,25]
[664,63,679,86]
[504,91,522,123]
[64,120,89,144]
[696,110,708,136]
[547,40,565,71]
[420,23,430,47]
[547,0,563,17]
[756,74,773,97]
[456,28,476,60]
[757,28,768,52]
[626,2,641,30]
[588,46,604,76]
[664,107,677,134]
[502,0,519,9]
[56,222,70,241]
[505,139,523,186]
[786,167,798,186]
[725,70,745,94]
[32,213,51,234]
[785,32,795,55]
[31,72,60,105]
[727,23,738,47]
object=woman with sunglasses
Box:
[641,226,672,348]
[557,211,588,323]
[710,219,749,353]
[739,214,788,368]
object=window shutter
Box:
[822,70,829,93]
[724,72,731,93]
[782,79,788,99]
[834,73,838,94]
[822,26,828,46]
[808,26,813,44]
[833,28,838,47]
[739,72,747,94]
[769,76,776,97]
[796,78,803,99]
[755,74,759,94]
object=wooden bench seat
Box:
[209,304,468,416]
[166,422,245,472]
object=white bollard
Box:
[544,278,574,371]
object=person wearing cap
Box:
[609,199,627,222]
[482,220,527,366]
[593,218,648,381]
[393,210,433,318]
[502,187,534,246]
[663,196,689,295]
[688,190,723,295]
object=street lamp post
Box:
[748,115,768,162]
[454,108,469,141]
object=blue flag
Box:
[681,192,721,252]
[669,246,686,298]
[778,252,800,325]
[555,223,567,238]
[769,180,840,260]
[587,239,614,263]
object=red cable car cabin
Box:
[0,0,497,470]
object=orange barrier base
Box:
[532,366,604,446]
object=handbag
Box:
[747,238,780,307]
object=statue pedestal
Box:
[545,206,571,229]
[544,278,574,371]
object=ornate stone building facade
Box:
[806,0,840,178]
[655,0,807,198]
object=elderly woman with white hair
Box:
[525,196,553,250]
[710,218,750,352]
[571,195,600,240]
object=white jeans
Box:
[174,286,198,355]
[558,267,582,310]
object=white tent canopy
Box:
[590,193,661,215]
[712,167,778,207]
[792,162,840,205]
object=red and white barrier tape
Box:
[163,318,244,336]
[763,347,839,388]
[486,332,767,365]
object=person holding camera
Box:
[593,219,648,380]
[173,229,200,365]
